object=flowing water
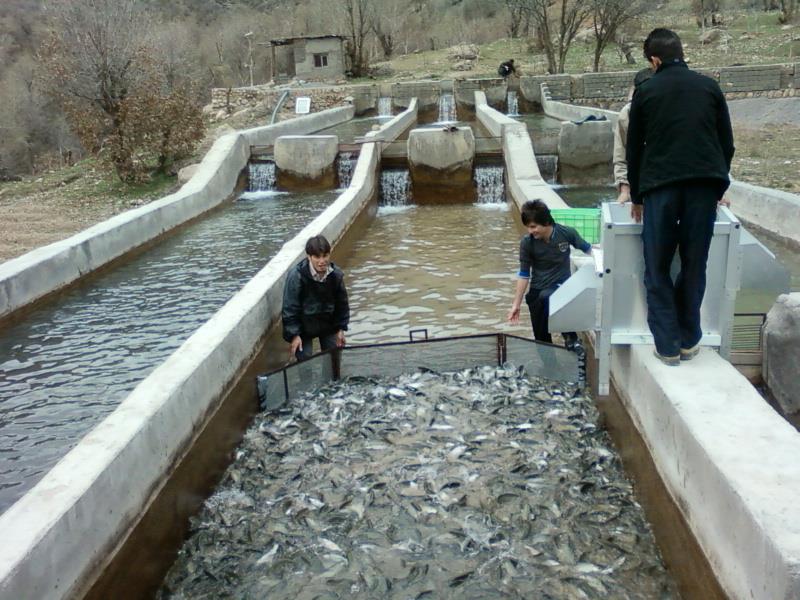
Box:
[437,94,457,123]
[473,165,506,204]
[249,162,276,191]
[379,169,413,207]
[0,190,336,513]
[337,153,356,189]
[342,203,531,344]
[378,97,393,117]
[506,91,519,117]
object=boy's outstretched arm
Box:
[508,276,529,324]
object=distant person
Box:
[498,59,516,79]
[507,200,593,351]
[613,68,653,204]
[282,235,350,361]
[626,28,735,365]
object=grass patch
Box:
[731,124,800,193]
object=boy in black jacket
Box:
[282,235,350,360]
[626,28,734,366]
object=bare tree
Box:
[370,0,408,58]
[39,0,204,182]
[692,0,723,29]
[778,0,797,22]
[591,0,645,72]
[500,0,532,38]
[338,0,372,76]
[513,0,593,73]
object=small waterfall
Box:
[337,152,355,189]
[536,155,559,184]
[474,165,506,204]
[248,162,276,191]
[379,169,413,206]
[437,93,456,123]
[506,91,519,117]
[377,97,392,117]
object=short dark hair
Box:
[520,200,554,227]
[633,67,653,88]
[643,28,684,63]
[305,235,331,256]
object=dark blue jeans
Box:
[526,285,577,347]
[296,333,338,361]
[642,181,719,356]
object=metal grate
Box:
[731,312,766,353]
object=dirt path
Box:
[728,97,800,128]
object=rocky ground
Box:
[0,97,797,265]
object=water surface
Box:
[0,191,335,512]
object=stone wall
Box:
[211,84,379,116]
[519,62,798,106]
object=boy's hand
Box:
[507,304,521,324]
[617,183,631,204]
[336,330,346,347]
[631,204,643,223]
[289,336,303,357]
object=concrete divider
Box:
[540,83,618,124]
[727,179,800,248]
[610,345,800,600]
[0,103,418,600]
[0,106,355,322]
[474,91,567,210]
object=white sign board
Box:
[295,97,311,114]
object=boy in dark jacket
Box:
[626,28,735,365]
[507,200,592,350]
[282,235,350,360]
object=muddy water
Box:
[342,204,533,345]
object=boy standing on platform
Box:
[507,200,592,351]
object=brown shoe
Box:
[653,349,680,366]
[680,344,700,361]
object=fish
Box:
[158,365,677,599]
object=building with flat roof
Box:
[270,35,346,82]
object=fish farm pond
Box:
[159,365,676,600]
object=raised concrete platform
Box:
[407,126,475,203]
[610,345,800,600]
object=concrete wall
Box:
[726,180,800,248]
[610,345,800,600]
[294,38,345,80]
[0,104,418,600]
[391,81,441,110]
[474,91,567,210]
[0,107,355,323]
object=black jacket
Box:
[626,61,735,204]
[282,258,350,342]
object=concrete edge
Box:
[473,90,567,211]
[0,106,355,321]
[0,104,398,600]
[727,180,800,247]
[368,98,417,147]
[610,345,800,600]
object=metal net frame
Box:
[257,333,580,411]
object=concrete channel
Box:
[1,85,799,600]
